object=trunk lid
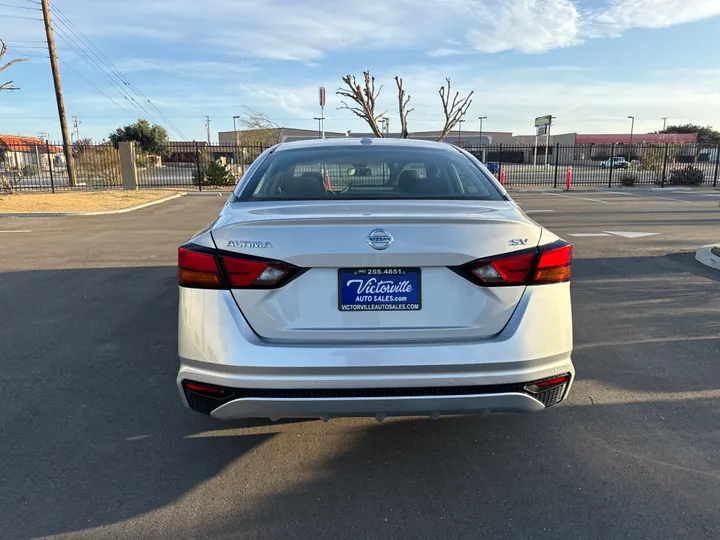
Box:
[212,201,541,343]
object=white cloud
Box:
[582,0,720,38]
[48,0,720,62]
[466,0,582,53]
[113,59,257,77]
[426,48,464,58]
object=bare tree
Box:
[436,78,473,143]
[0,40,27,91]
[337,71,385,138]
[235,107,282,146]
[394,76,413,139]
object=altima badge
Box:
[227,240,272,248]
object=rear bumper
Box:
[177,282,574,420]
[211,393,544,420]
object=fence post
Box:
[45,142,55,194]
[608,143,615,188]
[498,144,503,182]
[660,143,669,188]
[713,145,720,188]
[195,142,202,192]
[118,141,138,190]
[553,143,560,189]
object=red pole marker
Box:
[566,165,572,191]
[500,167,505,186]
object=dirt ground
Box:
[0,190,180,213]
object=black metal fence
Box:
[2,141,719,193]
[462,142,720,188]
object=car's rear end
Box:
[177,139,574,421]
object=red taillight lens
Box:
[178,247,224,288]
[221,257,292,287]
[534,243,572,284]
[178,244,300,289]
[454,240,572,287]
[470,253,535,285]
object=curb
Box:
[695,244,720,271]
[0,192,189,217]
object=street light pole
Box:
[477,116,487,146]
[628,115,635,161]
[313,117,323,139]
[662,117,668,131]
[232,115,240,169]
[458,118,465,145]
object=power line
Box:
[48,2,187,139]
[52,25,162,125]
[0,2,40,9]
[1,13,42,19]
[59,58,136,120]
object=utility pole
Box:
[205,116,211,144]
[41,0,76,186]
[72,115,80,142]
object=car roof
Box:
[272,137,462,153]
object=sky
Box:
[1,0,720,142]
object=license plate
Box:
[338,268,421,311]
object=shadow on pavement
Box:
[0,253,718,538]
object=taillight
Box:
[469,253,535,285]
[533,243,572,284]
[222,257,294,287]
[453,240,572,287]
[178,244,302,289]
[178,246,224,288]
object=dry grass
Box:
[0,190,180,213]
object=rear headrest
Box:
[397,169,423,191]
[283,172,326,197]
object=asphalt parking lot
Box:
[1,189,719,540]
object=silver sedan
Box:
[177,138,574,421]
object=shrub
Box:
[20,164,40,177]
[619,173,636,187]
[194,160,236,186]
[75,145,122,186]
[668,166,705,186]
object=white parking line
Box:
[524,210,555,214]
[0,230,33,233]
[542,192,611,204]
[568,233,613,237]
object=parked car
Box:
[177,138,574,422]
[601,156,629,169]
[484,162,500,174]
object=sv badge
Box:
[508,238,528,246]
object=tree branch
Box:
[336,71,384,137]
[1,40,27,91]
[395,76,413,139]
[437,78,473,142]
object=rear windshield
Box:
[237,146,504,201]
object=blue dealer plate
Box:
[338,268,421,311]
